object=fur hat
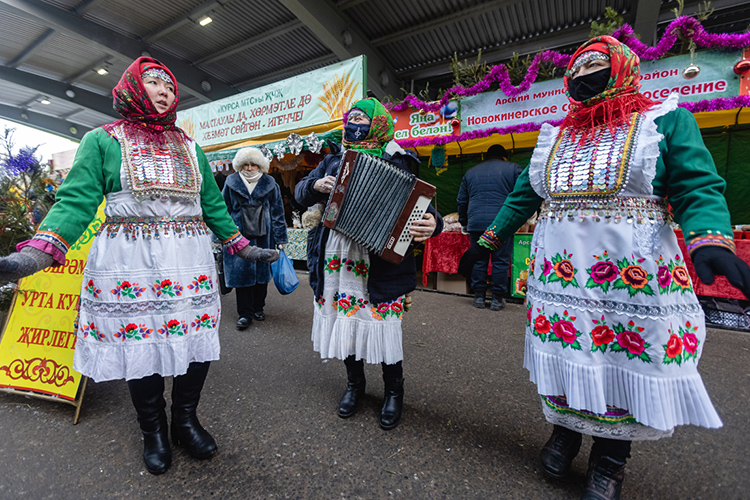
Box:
[232,147,269,173]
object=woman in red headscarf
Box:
[472,36,750,499]
[0,57,278,475]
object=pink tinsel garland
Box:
[387,17,750,113]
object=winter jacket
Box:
[222,173,288,287]
[294,144,443,304]
[457,158,524,232]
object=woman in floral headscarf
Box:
[472,36,750,499]
[0,57,278,475]
[295,97,443,430]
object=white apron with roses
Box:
[523,94,721,438]
[72,136,221,382]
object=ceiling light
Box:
[199,16,212,26]
[97,67,109,75]
[39,97,51,105]
[65,89,76,98]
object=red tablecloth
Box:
[422,231,471,286]
[675,231,750,300]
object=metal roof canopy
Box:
[0,0,748,141]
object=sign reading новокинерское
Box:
[177,56,365,148]
[461,50,742,132]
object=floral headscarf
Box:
[560,35,656,136]
[341,97,394,157]
[103,57,184,142]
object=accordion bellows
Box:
[323,150,436,264]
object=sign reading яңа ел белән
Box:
[177,56,365,147]
[461,50,742,132]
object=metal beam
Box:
[0,65,119,118]
[657,0,750,22]
[397,24,591,81]
[233,54,337,91]
[141,0,222,44]
[0,103,91,141]
[277,0,400,98]
[64,55,113,85]
[194,19,303,66]
[0,0,237,102]
[633,0,661,45]
[7,28,55,68]
[372,0,523,47]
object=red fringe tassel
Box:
[560,93,657,141]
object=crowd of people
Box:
[1,34,749,500]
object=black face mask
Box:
[568,67,611,102]
[344,122,370,142]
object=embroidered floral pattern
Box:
[157,319,189,337]
[345,258,369,278]
[585,251,619,293]
[612,254,654,297]
[371,298,405,320]
[80,322,104,341]
[532,305,552,342]
[85,279,101,298]
[191,313,218,330]
[655,255,692,294]
[609,320,652,363]
[589,315,615,353]
[548,310,583,350]
[325,255,342,274]
[153,279,184,298]
[526,302,532,327]
[114,323,153,341]
[663,321,700,365]
[315,295,326,309]
[539,250,579,288]
[333,292,368,317]
[111,280,146,300]
[188,275,213,292]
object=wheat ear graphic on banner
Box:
[318,73,360,120]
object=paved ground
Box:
[0,273,748,499]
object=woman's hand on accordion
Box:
[410,213,437,242]
[313,175,337,194]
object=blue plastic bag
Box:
[271,249,299,295]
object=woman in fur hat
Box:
[0,57,278,475]
[470,36,750,499]
[222,147,288,329]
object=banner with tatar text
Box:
[0,208,104,401]
[177,56,365,148]
[461,50,742,132]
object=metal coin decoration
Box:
[682,64,700,79]
[306,132,323,154]
[273,142,286,160]
[286,133,304,155]
[259,144,273,163]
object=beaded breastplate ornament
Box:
[112,123,200,202]
[545,113,641,198]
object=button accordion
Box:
[323,150,436,264]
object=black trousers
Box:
[469,231,513,297]
[236,283,268,318]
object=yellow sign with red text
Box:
[0,208,104,401]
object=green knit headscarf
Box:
[341,97,394,157]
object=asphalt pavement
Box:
[0,272,748,499]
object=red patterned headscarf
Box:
[560,35,656,137]
[103,57,184,141]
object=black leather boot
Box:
[581,449,628,500]
[127,374,171,475]
[540,425,582,478]
[380,362,404,430]
[338,356,365,418]
[171,362,217,459]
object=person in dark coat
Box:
[457,144,523,311]
[223,147,288,330]
[295,98,443,430]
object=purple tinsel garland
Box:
[3,147,40,176]
[387,17,750,114]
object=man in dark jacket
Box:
[457,144,523,311]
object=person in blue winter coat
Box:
[223,147,288,330]
[457,144,523,310]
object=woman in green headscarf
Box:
[295,98,443,430]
